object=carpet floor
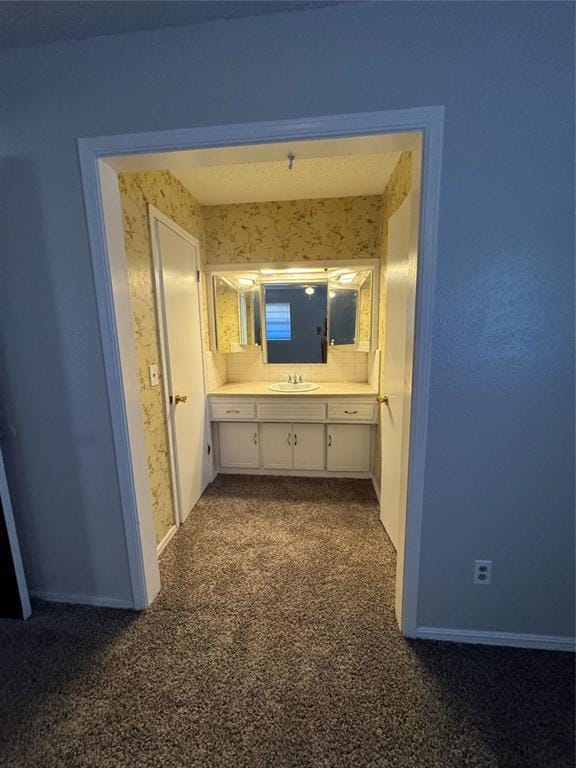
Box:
[0,475,573,767]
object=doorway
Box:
[79,108,443,632]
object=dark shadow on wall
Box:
[408,638,576,768]
[0,154,95,599]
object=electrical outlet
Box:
[473,559,492,585]
[149,364,159,387]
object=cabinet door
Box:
[326,424,371,472]
[261,423,293,469]
[219,422,260,468]
[293,423,325,470]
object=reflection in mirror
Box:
[264,283,328,364]
[328,270,372,350]
[213,276,261,353]
[210,264,375,360]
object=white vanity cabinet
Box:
[326,424,372,472]
[261,423,326,471]
[210,393,376,478]
[218,422,260,469]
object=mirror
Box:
[264,282,328,364]
[213,276,261,353]
[328,269,373,350]
[210,264,375,361]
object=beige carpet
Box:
[0,475,574,767]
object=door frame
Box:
[148,205,208,555]
[78,107,444,627]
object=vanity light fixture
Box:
[260,267,326,276]
[305,286,315,296]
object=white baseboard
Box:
[216,467,372,479]
[157,524,177,556]
[416,626,576,652]
[30,591,134,610]
[371,474,381,502]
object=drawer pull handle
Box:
[287,433,291,446]
[344,410,358,414]
[328,434,332,447]
[226,409,240,414]
[253,432,258,445]
[293,433,298,446]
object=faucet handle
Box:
[287,374,293,383]
[298,375,303,383]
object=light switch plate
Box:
[149,364,159,387]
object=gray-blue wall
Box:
[0,2,573,636]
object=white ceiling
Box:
[109,131,417,205]
[171,152,401,205]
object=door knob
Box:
[377,394,389,405]
[174,394,188,404]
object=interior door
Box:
[379,192,415,550]
[0,444,31,619]
[152,212,209,524]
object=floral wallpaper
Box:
[373,151,413,487]
[357,274,373,346]
[214,279,240,353]
[118,170,225,545]
[202,195,381,264]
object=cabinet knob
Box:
[174,394,188,404]
[376,394,389,405]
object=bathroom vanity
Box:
[208,383,377,478]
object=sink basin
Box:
[268,382,319,392]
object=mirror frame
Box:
[206,259,380,362]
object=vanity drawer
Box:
[327,402,375,422]
[257,402,326,421]
[211,401,256,420]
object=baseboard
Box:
[416,626,576,652]
[30,591,134,610]
[371,474,381,502]
[157,524,177,556]
[216,467,372,479]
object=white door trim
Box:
[148,204,207,545]
[78,108,444,623]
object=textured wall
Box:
[203,196,381,264]
[1,2,572,634]
[119,170,226,544]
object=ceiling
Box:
[108,132,416,205]
[172,152,401,205]
[0,1,339,50]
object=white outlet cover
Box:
[149,364,159,387]
[473,559,492,585]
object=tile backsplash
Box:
[223,348,368,384]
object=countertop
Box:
[208,382,378,397]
